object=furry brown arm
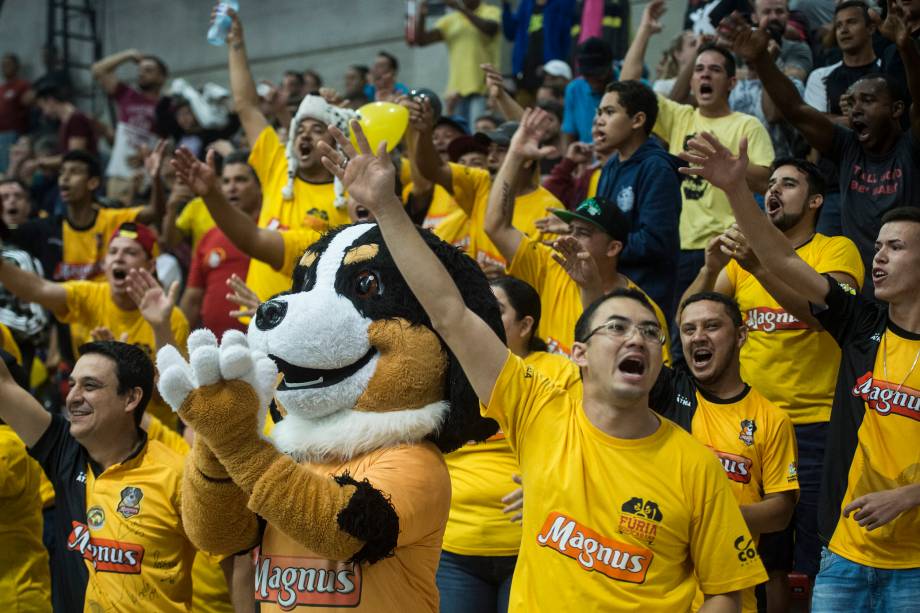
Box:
[181,438,261,556]
[179,381,399,563]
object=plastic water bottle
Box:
[207,1,239,46]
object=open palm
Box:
[171,147,219,197]
[319,121,396,213]
[678,132,749,192]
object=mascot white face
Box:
[247,223,501,461]
[249,225,385,418]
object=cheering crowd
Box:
[1,0,919,611]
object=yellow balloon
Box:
[351,102,409,153]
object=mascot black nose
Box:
[255,299,288,331]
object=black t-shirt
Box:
[828,124,920,291]
[649,364,752,431]
[28,414,148,612]
[8,214,63,282]
[810,275,919,548]
[826,59,881,115]
[519,5,545,91]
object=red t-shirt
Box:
[187,227,250,338]
[112,82,157,132]
[58,111,97,154]
[0,78,31,133]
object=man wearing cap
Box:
[0,221,189,425]
[408,100,565,273]
[224,9,354,301]
[485,108,672,360]
[562,37,616,146]
[541,59,573,89]
[411,0,501,128]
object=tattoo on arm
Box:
[500,181,513,224]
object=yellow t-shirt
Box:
[0,425,52,612]
[278,227,325,280]
[435,4,502,96]
[483,353,767,611]
[587,166,601,199]
[653,96,774,250]
[144,417,233,613]
[672,384,799,613]
[247,127,350,301]
[830,328,920,569]
[175,197,216,251]
[0,322,21,363]
[59,206,143,281]
[443,351,580,556]
[76,439,196,612]
[507,234,672,363]
[432,207,472,249]
[726,234,865,424]
[58,281,190,427]
[450,163,561,269]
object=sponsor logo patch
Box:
[734,534,759,567]
[254,555,361,609]
[116,486,143,519]
[714,450,754,484]
[738,419,757,446]
[852,372,920,422]
[745,307,809,332]
[537,512,653,583]
[66,522,144,573]
[87,506,105,530]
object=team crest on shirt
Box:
[616,186,635,213]
[207,247,226,269]
[788,461,799,483]
[617,497,663,544]
[738,419,757,446]
[116,486,144,518]
[87,505,106,530]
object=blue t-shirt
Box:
[561,78,603,143]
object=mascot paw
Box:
[156,329,279,415]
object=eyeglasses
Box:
[582,317,666,345]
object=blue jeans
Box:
[437,550,517,613]
[812,548,920,612]
[453,94,487,132]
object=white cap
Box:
[542,60,572,81]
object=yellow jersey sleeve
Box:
[449,162,491,217]
[742,118,775,168]
[761,409,799,496]
[507,234,551,292]
[652,94,691,145]
[0,323,21,364]
[59,280,105,323]
[248,126,285,186]
[688,452,769,594]
[813,235,865,290]
[483,351,569,452]
[169,307,190,357]
[145,414,191,456]
[99,206,143,235]
[278,228,324,279]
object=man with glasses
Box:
[316,120,767,612]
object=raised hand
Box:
[509,107,559,161]
[218,5,244,47]
[678,131,749,192]
[401,96,435,133]
[876,0,911,47]
[127,268,179,329]
[639,0,666,35]
[90,327,129,343]
[318,120,398,215]
[552,235,603,292]
[226,273,260,318]
[171,147,219,197]
[565,142,593,166]
[720,224,761,273]
[703,233,732,273]
[481,63,506,105]
[534,212,571,235]
[718,11,770,64]
[143,139,168,181]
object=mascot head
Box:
[248,223,503,461]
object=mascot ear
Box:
[419,231,506,454]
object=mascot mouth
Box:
[270,348,378,391]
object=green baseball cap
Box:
[550,197,630,244]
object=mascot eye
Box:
[355,271,381,299]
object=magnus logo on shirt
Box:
[54,261,103,281]
[852,372,920,421]
[714,450,753,484]
[545,337,572,357]
[745,307,809,332]
[536,512,653,583]
[254,555,361,609]
[66,521,144,573]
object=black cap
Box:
[576,37,613,77]
[435,115,469,135]
[447,135,488,162]
[474,121,519,147]
[550,197,629,244]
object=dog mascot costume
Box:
[157,223,503,611]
